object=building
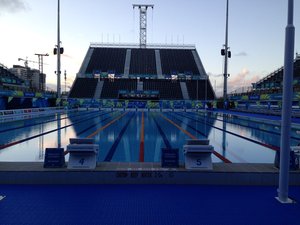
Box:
[10,65,46,91]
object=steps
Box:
[180,82,189,100]
[94,80,104,99]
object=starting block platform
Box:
[183,139,214,170]
[67,138,99,170]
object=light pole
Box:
[221,0,231,108]
[56,0,61,101]
[277,0,295,204]
[64,70,67,93]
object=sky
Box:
[0,0,299,96]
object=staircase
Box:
[93,80,104,99]
[137,80,143,91]
[155,49,163,79]
[180,82,189,100]
[123,49,131,78]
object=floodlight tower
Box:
[133,4,154,48]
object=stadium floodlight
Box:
[221,49,225,56]
[133,4,154,48]
[53,47,64,55]
[221,48,231,57]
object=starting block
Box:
[67,138,99,169]
[183,139,214,170]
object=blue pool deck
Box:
[1,184,300,225]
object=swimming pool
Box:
[1,109,300,163]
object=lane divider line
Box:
[76,115,113,136]
[104,113,134,162]
[139,112,145,162]
[63,112,116,156]
[170,113,248,163]
[178,112,280,151]
[0,111,111,151]
[192,111,300,141]
[160,113,232,163]
[0,110,98,134]
[152,115,172,149]
[86,112,129,138]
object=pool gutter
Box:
[0,162,299,185]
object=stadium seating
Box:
[185,80,214,100]
[68,78,98,98]
[68,77,216,100]
[251,58,300,94]
[85,48,127,75]
[160,49,199,75]
[143,79,183,100]
[70,46,216,101]
[100,79,137,99]
[129,49,156,75]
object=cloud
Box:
[235,51,248,57]
[0,0,28,14]
[229,68,250,86]
[207,72,223,78]
[228,68,262,93]
[46,83,57,92]
[208,69,263,96]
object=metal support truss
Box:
[133,4,154,48]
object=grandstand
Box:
[228,54,300,115]
[69,43,215,101]
[0,63,57,110]
[253,55,300,93]
[0,63,27,90]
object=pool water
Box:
[1,110,300,163]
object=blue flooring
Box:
[0,184,300,225]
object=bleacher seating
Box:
[69,46,216,100]
[229,57,300,98]
[160,49,199,75]
[143,79,183,100]
[186,80,214,100]
[129,49,156,75]
[85,48,127,75]
[68,78,98,98]
[252,57,300,93]
[69,78,215,100]
[100,79,137,99]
